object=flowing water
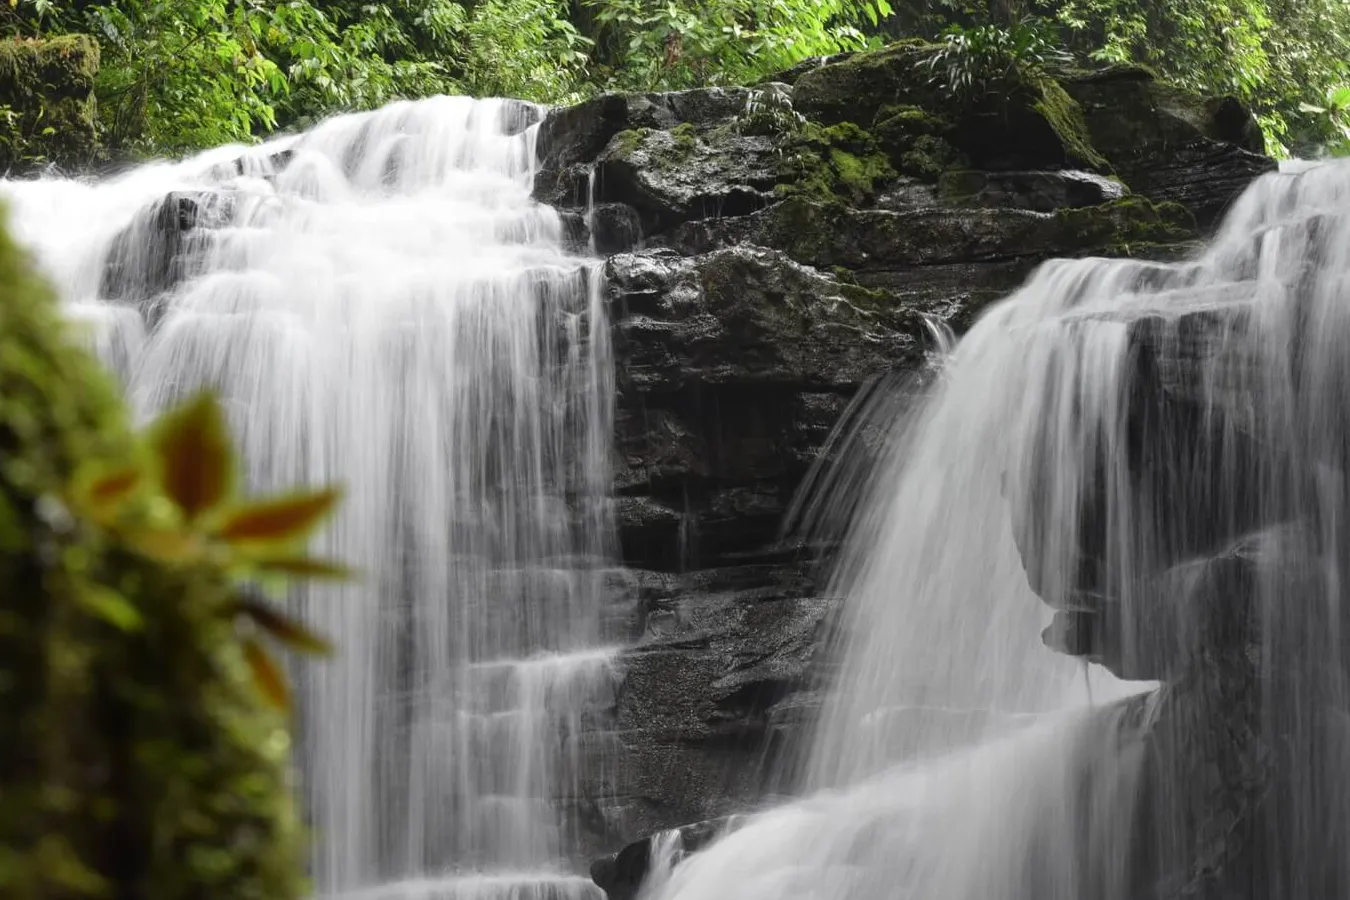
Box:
[645,162,1350,900]
[7,91,1350,900]
[3,97,616,900]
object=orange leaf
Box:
[149,392,235,522]
[215,488,342,546]
[235,597,332,655]
[243,638,290,711]
[88,465,143,508]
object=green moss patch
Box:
[776,121,896,204]
[0,35,100,171]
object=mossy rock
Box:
[794,42,1107,176]
[792,41,945,127]
[0,35,101,172]
[593,123,782,232]
[750,194,1197,271]
[775,121,897,204]
[0,210,305,900]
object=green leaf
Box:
[243,637,291,711]
[149,392,236,522]
[235,597,333,655]
[214,487,342,546]
[79,585,143,632]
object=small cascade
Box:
[650,160,1350,899]
[3,96,619,900]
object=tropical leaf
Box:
[79,584,144,632]
[214,488,342,546]
[243,637,291,711]
[149,392,236,522]
[235,597,333,655]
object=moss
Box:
[0,35,100,94]
[0,208,305,900]
[670,121,698,153]
[613,128,649,157]
[1057,195,1199,253]
[776,121,895,204]
[0,35,100,171]
[1030,76,1109,171]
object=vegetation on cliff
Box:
[0,0,1346,161]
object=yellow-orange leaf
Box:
[215,488,342,546]
[122,529,203,565]
[236,597,333,655]
[252,555,354,580]
[243,638,290,711]
[150,392,235,522]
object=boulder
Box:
[1062,67,1276,225]
[99,190,235,324]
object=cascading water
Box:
[3,97,617,900]
[649,160,1350,900]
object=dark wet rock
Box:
[99,190,235,320]
[534,88,758,208]
[1062,67,1276,225]
[939,169,1127,212]
[742,195,1197,273]
[591,817,736,900]
[607,245,919,393]
[590,125,780,233]
[581,562,838,847]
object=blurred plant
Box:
[66,391,348,710]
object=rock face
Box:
[530,42,1277,874]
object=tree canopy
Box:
[2,0,1347,158]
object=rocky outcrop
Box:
[0,35,100,173]
[531,41,1278,874]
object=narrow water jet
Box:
[3,96,617,900]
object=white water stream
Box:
[4,96,616,900]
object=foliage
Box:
[884,0,1350,156]
[1298,85,1350,158]
[1,0,1349,158]
[0,202,338,898]
[583,0,894,91]
[920,15,1072,98]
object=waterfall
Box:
[646,160,1350,900]
[3,96,617,900]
